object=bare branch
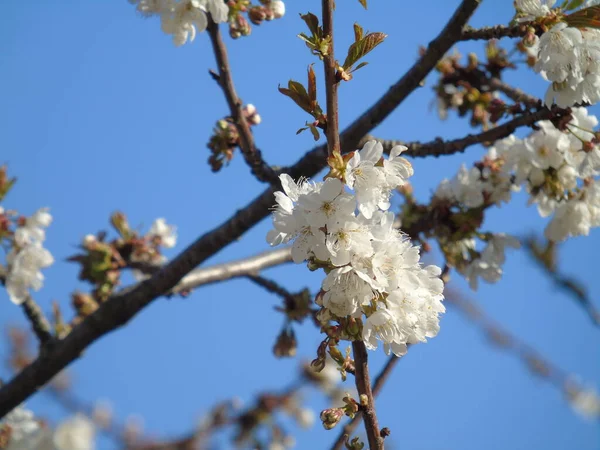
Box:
[362,106,564,159]
[352,340,383,450]
[0,0,483,417]
[460,24,529,41]
[245,274,297,304]
[331,355,400,450]
[207,18,277,183]
[488,77,541,108]
[20,296,53,345]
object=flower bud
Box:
[320,408,344,430]
[273,328,297,358]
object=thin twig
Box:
[245,274,297,305]
[362,106,566,158]
[331,355,400,450]
[488,77,541,108]
[206,17,277,183]
[322,0,341,157]
[20,296,53,345]
[0,0,484,418]
[460,24,529,41]
[352,340,383,450]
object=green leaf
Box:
[300,12,320,37]
[307,65,317,108]
[278,80,312,114]
[296,126,308,135]
[565,5,600,29]
[353,23,364,42]
[342,32,387,70]
[358,0,367,9]
[349,61,369,74]
[564,0,585,11]
[309,124,320,141]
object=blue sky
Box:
[1,1,599,449]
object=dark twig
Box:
[460,24,529,41]
[488,77,542,108]
[331,355,400,450]
[207,17,277,183]
[245,274,297,305]
[362,106,564,159]
[322,0,341,157]
[351,340,383,450]
[0,0,483,418]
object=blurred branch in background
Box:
[522,235,600,327]
[445,288,600,422]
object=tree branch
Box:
[322,0,341,157]
[352,340,383,450]
[20,296,53,346]
[207,18,277,183]
[460,24,529,41]
[0,0,483,418]
[362,106,563,159]
[331,355,400,450]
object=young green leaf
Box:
[307,65,317,109]
[278,80,312,114]
[353,23,364,42]
[342,32,387,71]
[564,0,585,12]
[358,0,367,9]
[565,5,600,29]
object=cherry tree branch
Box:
[322,0,341,157]
[362,106,562,158]
[352,340,383,450]
[331,355,400,450]
[0,0,483,418]
[207,18,277,183]
[460,24,529,41]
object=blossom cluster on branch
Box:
[514,0,600,106]
[432,107,600,290]
[129,0,285,45]
[267,141,445,358]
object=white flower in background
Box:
[129,0,229,46]
[267,141,444,356]
[451,164,486,208]
[5,209,54,305]
[269,0,285,19]
[481,234,521,265]
[148,218,177,248]
[0,404,48,450]
[53,414,96,450]
[567,387,600,420]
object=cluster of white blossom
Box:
[267,141,445,357]
[147,217,178,248]
[435,107,600,289]
[3,208,54,305]
[0,405,95,450]
[129,0,229,46]
[567,386,600,421]
[514,0,600,106]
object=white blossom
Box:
[148,218,178,248]
[53,414,96,450]
[269,0,285,19]
[268,141,444,356]
[129,0,229,46]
